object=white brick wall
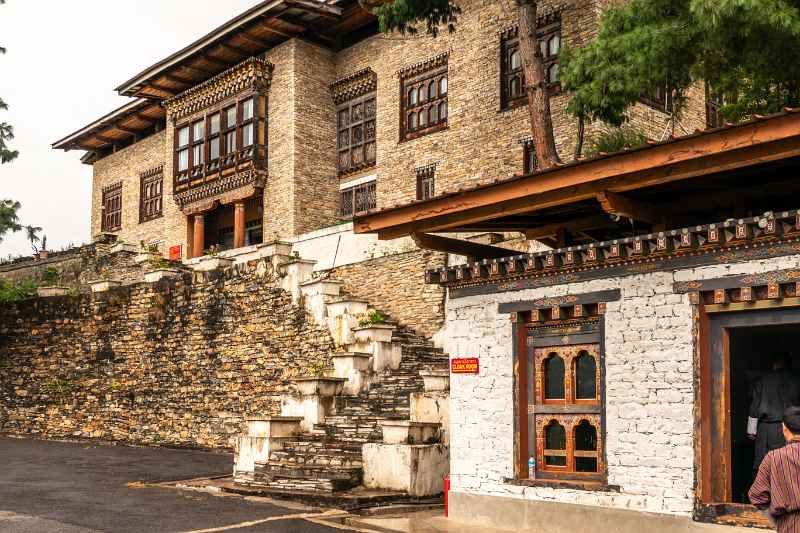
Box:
[444,253,800,517]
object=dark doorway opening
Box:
[729,324,800,503]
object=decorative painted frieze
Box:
[164,57,274,121]
[174,168,265,212]
[330,68,377,106]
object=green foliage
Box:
[204,245,221,257]
[41,267,60,285]
[0,199,21,243]
[0,278,38,303]
[561,0,800,126]
[148,256,172,270]
[139,240,159,253]
[0,0,17,165]
[585,127,648,157]
[358,309,387,328]
[368,0,461,37]
[41,378,74,397]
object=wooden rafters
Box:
[237,32,273,49]
[217,42,252,57]
[411,232,518,260]
[524,215,612,241]
[595,191,667,226]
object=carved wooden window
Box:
[416,165,435,201]
[641,85,673,113]
[208,112,221,163]
[101,182,122,232]
[241,97,255,148]
[340,180,376,219]
[401,62,448,141]
[523,140,538,174]
[501,21,561,111]
[338,93,377,175]
[139,168,163,223]
[223,105,237,157]
[176,126,190,172]
[190,120,205,178]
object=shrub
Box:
[585,127,647,158]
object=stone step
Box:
[255,461,363,492]
[268,449,363,468]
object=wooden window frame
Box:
[340,180,377,219]
[175,125,191,174]
[500,21,562,112]
[337,92,377,176]
[221,103,238,166]
[523,139,538,174]
[641,85,673,113]
[139,168,163,223]
[513,307,607,485]
[400,63,448,142]
[240,97,256,150]
[101,182,123,232]
[416,165,435,201]
[190,119,205,179]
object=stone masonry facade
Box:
[84,0,707,255]
[443,252,800,518]
[0,258,336,449]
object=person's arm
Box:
[749,452,772,509]
[748,378,762,440]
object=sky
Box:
[0,0,263,259]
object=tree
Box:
[561,0,800,137]
[0,0,22,244]
[362,0,562,169]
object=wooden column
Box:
[193,214,205,258]
[234,201,246,249]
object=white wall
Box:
[444,252,800,517]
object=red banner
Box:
[451,358,480,375]
[169,245,182,261]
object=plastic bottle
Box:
[528,456,536,479]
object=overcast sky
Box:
[0,0,263,258]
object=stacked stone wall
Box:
[327,249,447,339]
[444,253,800,517]
[0,261,336,449]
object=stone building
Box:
[52,0,706,263]
[354,110,800,531]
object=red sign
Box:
[169,245,182,261]
[451,358,479,375]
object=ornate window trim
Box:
[139,166,164,223]
[336,91,377,177]
[400,53,449,142]
[101,182,123,232]
[340,179,377,219]
[500,18,561,112]
[416,163,436,201]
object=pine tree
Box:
[0,0,22,244]
[361,0,562,169]
[561,0,800,131]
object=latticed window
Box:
[642,84,673,113]
[337,94,377,175]
[401,60,448,141]
[416,165,435,201]
[340,181,376,218]
[101,182,123,232]
[523,140,538,174]
[500,21,561,111]
[524,303,606,482]
[139,167,163,223]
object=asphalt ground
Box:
[0,436,355,533]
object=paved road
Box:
[0,436,352,533]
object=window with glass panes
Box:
[340,181,376,218]
[337,93,376,175]
[523,139,537,174]
[524,306,606,482]
[500,22,561,111]
[401,62,448,141]
[641,84,673,113]
[139,168,163,223]
[101,182,123,232]
[416,165,435,201]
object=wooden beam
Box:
[237,32,273,49]
[217,42,252,57]
[180,64,215,77]
[113,124,141,136]
[163,73,196,85]
[595,191,667,225]
[198,54,228,69]
[95,134,118,146]
[284,0,343,17]
[411,232,518,260]
[524,215,611,240]
[147,81,177,96]
[357,117,800,239]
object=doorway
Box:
[703,307,800,509]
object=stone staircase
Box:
[234,266,450,497]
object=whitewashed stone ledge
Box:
[144,269,182,283]
[291,377,347,397]
[191,257,235,272]
[36,286,71,298]
[89,280,122,293]
[420,370,450,392]
[381,420,442,445]
[363,443,449,496]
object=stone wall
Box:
[327,249,447,339]
[0,259,336,449]
[443,252,800,518]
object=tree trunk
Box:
[516,0,561,169]
[573,114,585,161]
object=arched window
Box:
[440,76,448,95]
[574,420,598,472]
[408,88,417,106]
[408,112,417,130]
[419,84,427,102]
[548,63,560,83]
[439,101,448,120]
[575,351,597,400]
[544,420,567,467]
[544,353,565,400]
[428,80,437,100]
[549,35,561,57]
[511,76,522,97]
[429,105,438,125]
[540,40,547,58]
[418,109,427,128]
[510,50,521,70]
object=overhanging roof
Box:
[51,98,165,152]
[115,0,371,100]
[354,110,800,244]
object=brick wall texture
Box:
[85,0,707,253]
[443,253,800,518]
[0,258,336,449]
[327,249,447,338]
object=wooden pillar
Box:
[193,214,205,258]
[234,201,246,249]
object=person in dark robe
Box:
[749,406,800,532]
[748,352,800,476]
